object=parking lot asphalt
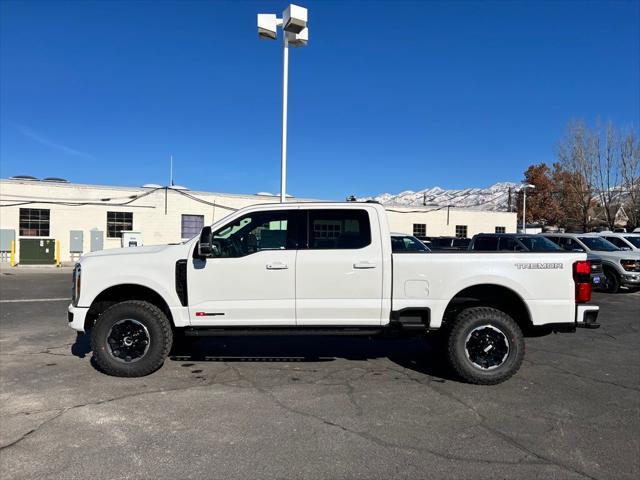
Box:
[0,268,638,480]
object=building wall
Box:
[0,179,517,263]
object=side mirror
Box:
[198,226,213,257]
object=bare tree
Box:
[619,129,640,229]
[557,121,598,231]
[594,123,621,230]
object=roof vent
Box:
[9,175,39,181]
[142,183,163,188]
[256,192,275,196]
[171,185,188,190]
[42,177,69,183]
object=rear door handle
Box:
[353,261,377,269]
[266,262,288,270]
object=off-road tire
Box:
[91,300,173,377]
[446,306,524,385]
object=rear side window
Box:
[472,236,499,250]
[307,209,371,250]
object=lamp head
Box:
[258,13,278,40]
[286,28,308,47]
[283,4,307,33]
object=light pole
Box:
[521,184,535,232]
[258,5,309,203]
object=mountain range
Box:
[358,182,520,211]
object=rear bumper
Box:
[576,304,600,329]
[68,304,89,333]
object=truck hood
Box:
[81,243,186,259]
[588,250,640,261]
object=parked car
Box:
[425,236,471,251]
[468,234,606,287]
[69,202,599,384]
[593,232,640,252]
[391,233,431,253]
[543,233,640,293]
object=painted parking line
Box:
[0,298,69,303]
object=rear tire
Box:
[602,268,620,293]
[91,300,173,377]
[446,306,524,385]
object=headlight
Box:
[72,264,81,306]
[620,259,640,272]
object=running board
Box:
[184,327,384,337]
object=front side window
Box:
[495,226,506,234]
[19,208,50,236]
[558,237,585,252]
[604,236,631,250]
[107,212,133,238]
[182,214,204,239]
[308,209,371,249]
[211,210,296,257]
[455,225,468,238]
[392,235,429,253]
[578,236,619,252]
[623,236,640,248]
[517,236,561,252]
[472,236,499,251]
[499,237,523,252]
[413,223,426,237]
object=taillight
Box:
[573,260,591,303]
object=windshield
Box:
[624,236,640,248]
[578,236,620,252]
[517,236,561,252]
[392,235,430,252]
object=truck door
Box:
[296,207,384,326]
[188,209,301,326]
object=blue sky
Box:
[1,0,638,200]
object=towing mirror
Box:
[198,226,213,257]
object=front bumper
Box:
[621,272,640,286]
[576,304,600,329]
[68,304,89,333]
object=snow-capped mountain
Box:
[358,182,519,211]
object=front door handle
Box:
[353,261,377,269]
[266,262,288,270]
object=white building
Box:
[0,178,516,264]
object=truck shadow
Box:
[168,335,456,382]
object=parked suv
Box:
[594,232,640,252]
[469,234,605,287]
[543,233,640,293]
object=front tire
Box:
[446,307,524,385]
[602,268,620,293]
[91,300,173,377]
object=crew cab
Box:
[69,202,599,384]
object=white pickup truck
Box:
[68,202,600,384]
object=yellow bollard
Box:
[10,240,15,267]
[55,240,61,267]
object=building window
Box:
[182,214,204,239]
[413,223,426,237]
[495,226,506,234]
[19,209,50,236]
[455,225,468,238]
[107,212,133,238]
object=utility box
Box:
[20,239,56,265]
[70,231,84,253]
[0,229,15,252]
[90,230,104,252]
[121,231,143,248]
